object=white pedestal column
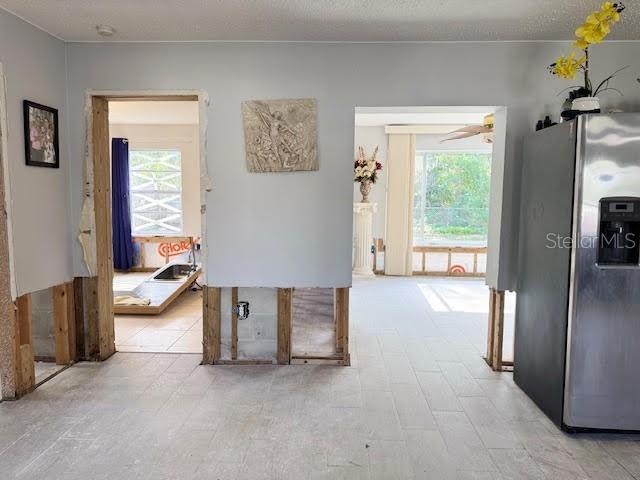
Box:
[353,202,377,277]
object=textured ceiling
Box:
[1,0,639,42]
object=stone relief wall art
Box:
[241,98,318,173]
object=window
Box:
[129,149,182,235]
[414,151,491,246]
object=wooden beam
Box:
[138,243,146,269]
[65,282,77,361]
[73,278,86,360]
[374,240,488,277]
[276,288,292,365]
[132,235,192,244]
[334,289,343,353]
[335,288,350,365]
[491,290,505,371]
[231,287,238,360]
[413,271,485,278]
[291,357,347,366]
[215,359,273,366]
[17,345,35,394]
[16,294,32,346]
[413,246,488,254]
[13,295,35,396]
[485,288,509,371]
[53,284,71,365]
[84,277,100,360]
[92,97,116,360]
[486,288,496,366]
[202,286,221,364]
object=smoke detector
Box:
[96,25,116,37]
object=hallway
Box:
[1,276,638,479]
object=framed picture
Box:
[23,100,59,168]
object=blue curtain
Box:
[111,138,135,270]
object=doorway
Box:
[352,106,515,366]
[107,100,203,353]
[85,92,207,360]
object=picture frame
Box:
[23,100,59,168]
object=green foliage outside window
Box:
[414,151,491,245]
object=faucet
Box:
[189,239,198,272]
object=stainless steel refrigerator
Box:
[515,113,640,431]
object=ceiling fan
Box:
[441,114,494,144]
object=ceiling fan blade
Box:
[440,131,480,143]
[447,124,483,134]
[441,124,494,143]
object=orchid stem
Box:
[584,48,591,95]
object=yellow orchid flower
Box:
[576,13,611,44]
[600,2,621,22]
[573,38,590,50]
[574,2,625,48]
[549,52,586,80]
[552,2,626,90]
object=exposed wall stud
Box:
[53,284,71,365]
[73,278,86,360]
[203,286,221,364]
[14,295,35,396]
[374,239,487,277]
[486,287,496,365]
[491,289,505,371]
[92,97,116,360]
[485,288,510,371]
[335,288,350,365]
[277,288,292,365]
[84,277,100,360]
[231,287,238,360]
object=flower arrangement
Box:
[354,146,382,184]
[548,2,627,99]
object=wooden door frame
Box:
[85,90,208,361]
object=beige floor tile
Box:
[3,276,632,480]
[115,285,202,353]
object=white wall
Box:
[109,123,201,237]
[0,10,71,295]
[353,126,387,239]
[62,41,640,290]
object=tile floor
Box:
[1,276,639,479]
[115,286,203,354]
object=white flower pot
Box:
[572,96,600,113]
